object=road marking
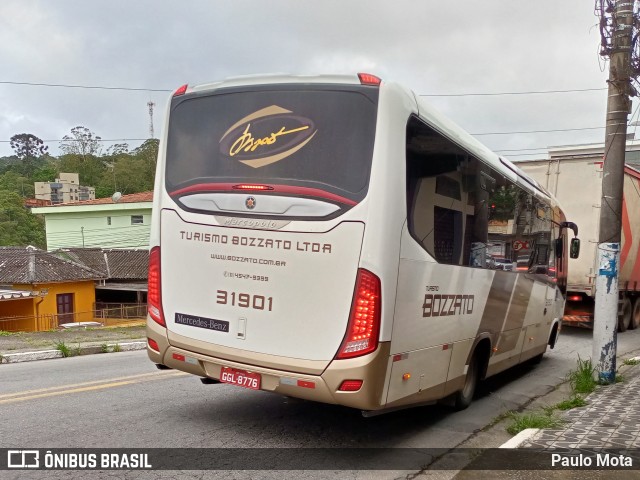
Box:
[0,371,187,405]
[0,371,183,399]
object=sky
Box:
[0,1,621,161]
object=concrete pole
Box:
[593,0,634,384]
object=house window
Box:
[107,216,112,225]
[131,215,144,225]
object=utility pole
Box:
[147,101,156,139]
[593,0,635,384]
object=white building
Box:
[31,191,152,250]
[34,172,96,204]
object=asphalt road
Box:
[2,327,640,479]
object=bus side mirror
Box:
[570,238,580,259]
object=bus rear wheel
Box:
[630,298,640,330]
[618,297,632,332]
[453,354,480,410]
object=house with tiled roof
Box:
[30,191,153,250]
[0,246,105,331]
[55,248,149,306]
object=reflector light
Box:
[173,84,188,97]
[568,295,582,302]
[147,246,166,327]
[358,73,382,86]
[172,353,185,362]
[338,380,363,392]
[147,338,160,352]
[232,184,274,191]
[336,269,381,359]
[402,373,411,381]
[297,380,316,389]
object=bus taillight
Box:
[173,84,188,97]
[336,269,381,359]
[232,184,274,191]
[358,73,381,86]
[148,246,165,327]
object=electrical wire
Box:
[420,88,606,97]
[0,79,607,97]
[0,81,171,93]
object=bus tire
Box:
[453,353,480,411]
[618,297,632,332]
[630,298,640,330]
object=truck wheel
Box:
[453,353,480,411]
[618,297,632,332]
[631,298,640,330]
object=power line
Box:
[471,126,604,136]
[419,87,607,97]
[0,80,607,97]
[0,138,149,143]
[0,81,171,93]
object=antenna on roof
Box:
[112,192,122,203]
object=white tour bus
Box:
[146,73,579,414]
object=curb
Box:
[499,428,540,448]
[1,341,147,364]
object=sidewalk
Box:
[521,361,640,449]
[443,359,640,478]
[0,323,147,363]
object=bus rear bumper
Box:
[147,319,390,411]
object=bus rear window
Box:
[165,86,379,203]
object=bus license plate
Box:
[220,367,261,390]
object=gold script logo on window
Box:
[219,105,317,168]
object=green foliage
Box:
[505,411,563,435]
[0,127,157,248]
[568,357,597,394]
[55,341,72,357]
[112,343,121,353]
[0,190,46,247]
[59,126,102,157]
[623,358,640,366]
[554,395,587,411]
[0,330,14,336]
[10,134,49,177]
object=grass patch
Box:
[568,357,597,395]
[506,411,564,435]
[0,330,14,336]
[55,341,72,357]
[615,374,625,383]
[71,343,82,356]
[112,343,121,353]
[623,358,640,366]
[554,396,587,411]
[100,343,109,353]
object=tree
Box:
[0,190,46,247]
[104,143,129,157]
[9,133,49,176]
[59,126,102,158]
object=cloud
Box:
[0,0,616,158]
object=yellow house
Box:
[0,246,105,332]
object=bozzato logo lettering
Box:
[219,105,317,168]
[7,450,40,469]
